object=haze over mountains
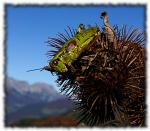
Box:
[5,77,76,126]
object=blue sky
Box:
[6,5,145,91]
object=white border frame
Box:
[0,0,149,131]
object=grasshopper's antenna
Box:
[27,66,51,72]
[26,68,43,72]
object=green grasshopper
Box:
[28,26,100,73]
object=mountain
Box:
[5,77,61,114]
[5,77,76,126]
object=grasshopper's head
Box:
[48,57,68,73]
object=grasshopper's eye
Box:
[52,60,58,65]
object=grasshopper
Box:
[46,26,100,73]
[28,26,100,73]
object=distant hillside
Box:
[6,97,76,126]
[5,77,62,114]
[5,77,77,126]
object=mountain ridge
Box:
[5,77,76,126]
